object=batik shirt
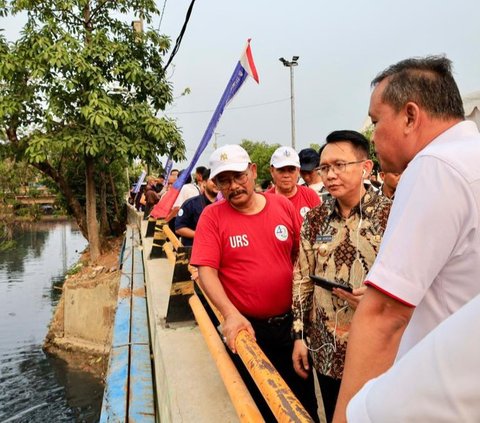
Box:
[292,186,391,379]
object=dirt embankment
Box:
[44,237,123,378]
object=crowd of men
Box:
[139,55,480,422]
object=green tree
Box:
[362,125,380,173]
[0,157,40,198]
[240,139,280,184]
[0,1,184,261]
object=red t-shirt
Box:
[191,193,301,318]
[266,184,321,219]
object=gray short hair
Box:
[372,55,464,120]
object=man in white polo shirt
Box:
[334,56,480,422]
[346,293,480,422]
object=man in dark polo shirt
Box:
[175,169,218,247]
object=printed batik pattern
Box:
[292,187,391,379]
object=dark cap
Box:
[298,148,320,172]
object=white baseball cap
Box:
[270,146,300,168]
[209,145,251,179]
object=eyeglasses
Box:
[215,169,250,189]
[318,160,365,177]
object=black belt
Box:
[247,312,292,326]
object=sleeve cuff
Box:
[292,331,303,340]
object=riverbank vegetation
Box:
[0,1,186,262]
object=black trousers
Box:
[317,372,341,423]
[229,314,319,422]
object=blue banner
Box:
[133,170,147,194]
[163,157,173,181]
[150,40,259,218]
[172,62,249,191]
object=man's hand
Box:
[332,286,367,310]
[197,266,256,354]
[222,311,255,354]
[332,287,414,423]
[292,339,310,379]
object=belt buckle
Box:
[267,316,277,325]
[267,313,289,325]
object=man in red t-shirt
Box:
[267,146,321,219]
[191,144,318,422]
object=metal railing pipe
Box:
[235,331,313,422]
[189,295,264,422]
[161,221,314,422]
[194,285,313,422]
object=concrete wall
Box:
[62,276,118,353]
[45,241,121,360]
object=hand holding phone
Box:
[334,285,366,310]
[309,275,353,293]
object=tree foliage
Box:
[240,139,280,184]
[362,124,380,173]
[0,1,185,260]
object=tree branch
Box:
[6,126,19,144]
[52,8,85,26]
[87,0,111,25]
[32,160,88,239]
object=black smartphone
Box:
[309,275,353,293]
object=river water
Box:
[0,222,104,422]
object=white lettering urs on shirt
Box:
[229,234,249,248]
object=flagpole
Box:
[150,40,259,219]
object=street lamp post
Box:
[279,56,299,150]
[213,132,225,150]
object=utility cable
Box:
[163,0,196,73]
[157,0,168,32]
[168,98,291,115]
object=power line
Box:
[168,98,290,115]
[163,0,196,73]
[157,0,168,32]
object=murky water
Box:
[0,222,104,422]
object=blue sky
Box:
[2,1,480,167]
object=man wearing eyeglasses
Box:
[267,146,321,219]
[291,130,391,422]
[190,144,319,422]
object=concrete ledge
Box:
[100,225,155,422]
[140,218,239,422]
